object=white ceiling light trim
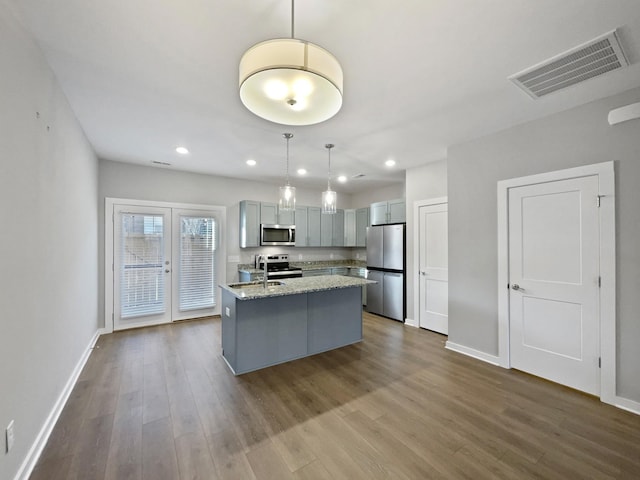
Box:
[509,29,628,99]
[239,0,343,125]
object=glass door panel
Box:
[114,205,172,330]
[172,210,219,320]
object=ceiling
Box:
[11,0,640,193]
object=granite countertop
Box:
[220,275,374,300]
[238,260,366,274]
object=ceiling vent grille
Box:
[509,30,628,99]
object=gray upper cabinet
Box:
[321,209,344,246]
[240,200,297,247]
[320,212,333,246]
[344,209,356,246]
[370,201,388,225]
[260,202,278,224]
[261,202,295,225]
[239,200,260,247]
[344,207,369,247]
[278,208,295,225]
[370,199,405,225]
[296,206,321,247]
[307,207,321,246]
[355,207,369,246]
[388,199,405,223]
[333,210,344,247]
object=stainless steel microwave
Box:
[260,224,296,246]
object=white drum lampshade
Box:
[239,38,343,126]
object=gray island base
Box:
[220,275,373,375]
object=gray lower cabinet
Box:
[221,287,362,374]
[302,268,331,277]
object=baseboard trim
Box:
[14,329,102,480]
[614,396,640,416]
[445,341,500,366]
[404,317,418,328]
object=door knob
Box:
[420,271,427,276]
[165,269,170,273]
[512,283,521,290]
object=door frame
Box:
[105,198,226,334]
[413,196,448,331]
[497,161,615,405]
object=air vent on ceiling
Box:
[509,29,628,99]
[152,160,171,166]
[351,173,365,179]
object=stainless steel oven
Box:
[257,254,303,279]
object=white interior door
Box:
[114,205,172,330]
[508,175,600,395]
[418,202,448,334]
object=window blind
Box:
[179,215,216,311]
[120,214,165,318]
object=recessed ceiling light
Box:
[385,159,396,167]
[176,146,189,155]
[337,175,347,183]
[246,159,257,166]
[297,168,307,175]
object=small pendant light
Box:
[279,133,296,211]
[322,143,337,214]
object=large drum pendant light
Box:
[239,0,343,126]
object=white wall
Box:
[448,86,640,403]
[351,183,405,209]
[0,2,99,478]
[404,161,448,324]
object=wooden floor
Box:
[31,313,640,479]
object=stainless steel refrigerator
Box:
[365,223,405,321]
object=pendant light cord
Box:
[325,143,334,190]
[291,0,295,39]
[284,133,293,186]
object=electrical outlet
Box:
[6,420,14,453]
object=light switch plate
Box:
[225,307,231,317]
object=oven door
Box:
[267,269,303,279]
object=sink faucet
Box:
[257,255,268,288]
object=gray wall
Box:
[0,2,99,478]
[405,161,448,323]
[448,86,640,402]
[98,160,393,327]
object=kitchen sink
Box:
[227,280,285,289]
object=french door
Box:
[109,201,223,331]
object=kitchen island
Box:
[220,275,373,375]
